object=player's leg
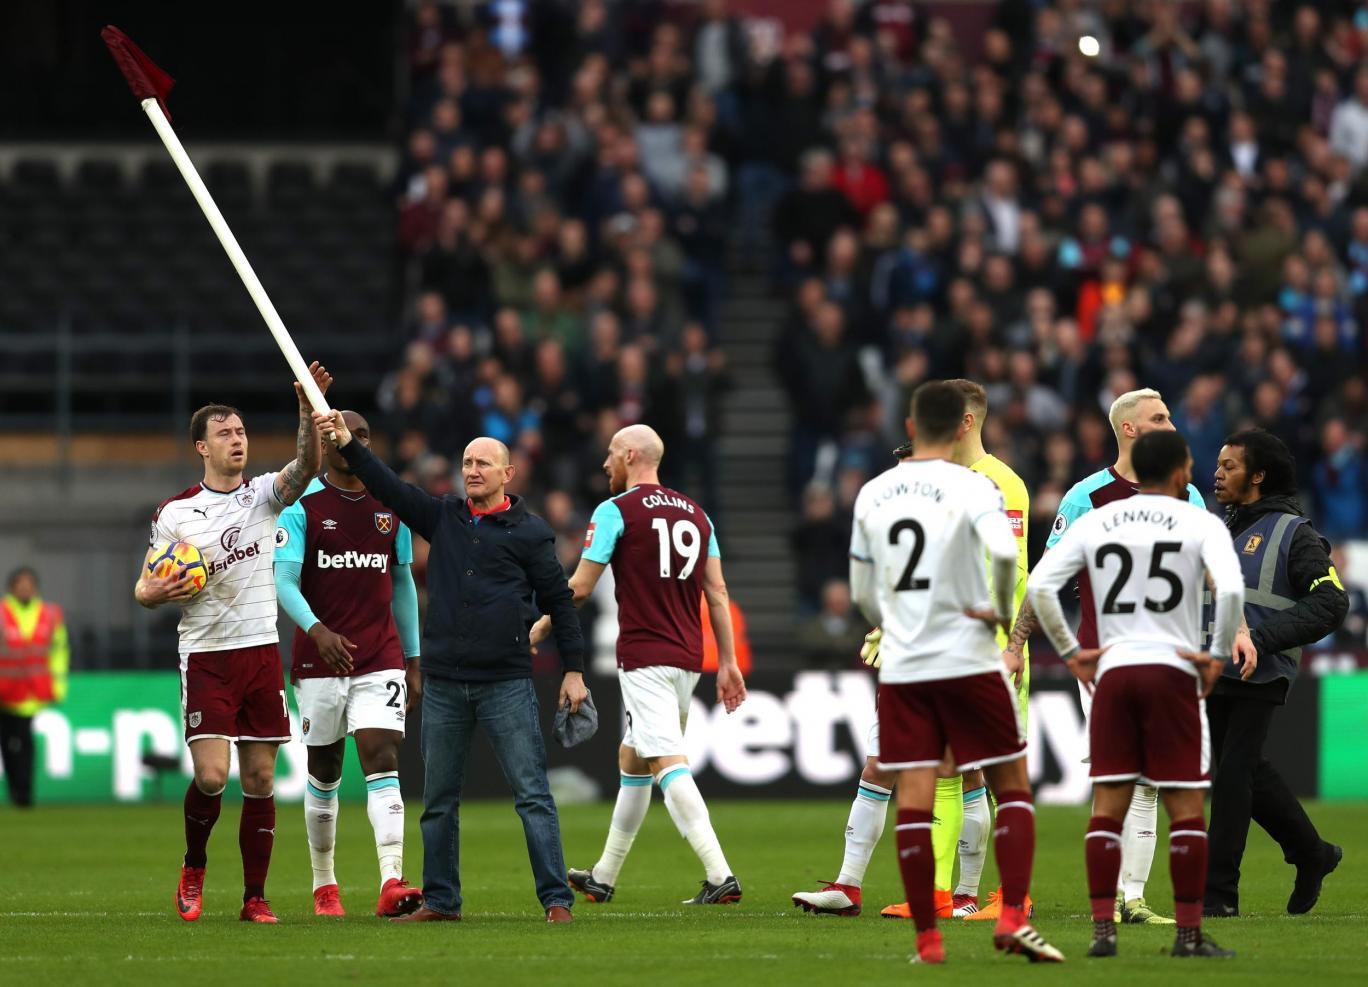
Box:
[1085,780,1133,956]
[930,765,963,915]
[1117,784,1171,922]
[957,671,1060,962]
[177,651,233,921]
[570,743,653,902]
[478,677,575,917]
[644,667,738,904]
[304,739,346,914]
[955,767,991,913]
[347,668,420,916]
[297,675,347,913]
[1160,787,1231,956]
[234,645,292,923]
[793,716,893,916]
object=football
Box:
[146,540,207,597]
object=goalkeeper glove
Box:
[860,627,882,668]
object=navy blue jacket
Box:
[339,441,584,682]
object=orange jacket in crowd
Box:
[701,597,752,674]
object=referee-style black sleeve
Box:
[1249,523,1349,659]
[525,522,585,673]
[338,441,443,542]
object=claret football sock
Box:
[931,777,963,893]
[183,781,224,869]
[240,791,276,902]
[835,780,891,888]
[893,808,936,932]
[305,774,341,891]
[1169,817,1208,932]
[1086,815,1124,922]
[993,790,1035,909]
[1120,785,1159,901]
[593,773,653,887]
[658,765,732,886]
[365,772,405,886]
[956,786,991,897]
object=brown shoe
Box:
[546,905,573,923]
[390,905,461,923]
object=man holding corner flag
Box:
[314,409,586,924]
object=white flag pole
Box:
[138,96,330,414]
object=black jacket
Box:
[340,441,584,682]
[1218,493,1348,700]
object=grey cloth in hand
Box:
[552,691,598,748]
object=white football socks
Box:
[1120,784,1160,901]
[658,765,731,885]
[304,774,340,891]
[592,773,653,887]
[365,771,405,887]
[956,786,991,897]
[835,780,891,888]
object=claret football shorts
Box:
[876,668,1026,772]
[1088,664,1210,788]
[179,644,291,743]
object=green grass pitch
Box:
[0,800,1360,985]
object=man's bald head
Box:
[613,424,665,466]
[463,436,511,466]
[341,410,369,435]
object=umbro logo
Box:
[322,519,338,530]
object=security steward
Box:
[1,567,69,807]
[1206,429,1347,918]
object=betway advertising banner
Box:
[4,668,1362,804]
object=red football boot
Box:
[240,896,279,923]
[314,884,345,916]
[993,904,1064,962]
[176,865,205,922]
[913,928,945,964]
[376,877,424,917]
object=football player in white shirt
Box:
[848,382,1062,965]
[1028,430,1248,959]
[134,363,330,925]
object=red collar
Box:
[467,496,512,517]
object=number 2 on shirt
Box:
[651,517,701,579]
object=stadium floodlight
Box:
[100,25,331,416]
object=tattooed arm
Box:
[1005,597,1037,656]
[273,362,332,508]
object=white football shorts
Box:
[619,664,700,759]
[866,717,880,759]
[294,669,407,746]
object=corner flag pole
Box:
[100,25,330,415]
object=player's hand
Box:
[1065,647,1106,686]
[1233,630,1258,681]
[405,658,422,714]
[860,627,882,668]
[295,361,332,414]
[312,409,351,447]
[136,569,197,607]
[559,671,588,715]
[308,622,356,674]
[964,607,1010,636]
[1177,649,1224,698]
[716,663,746,714]
[1002,646,1023,689]
[528,614,552,653]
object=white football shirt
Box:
[150,473,286,653]
[1027,493,1244,679]
[850,459,1018,684]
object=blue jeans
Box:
[419,675,572,914]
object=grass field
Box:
[0,799,1360,985]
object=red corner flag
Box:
[101,25,176,121]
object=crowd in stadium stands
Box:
[387,0,1368,627]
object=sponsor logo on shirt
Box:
[1007,510,1024,536]
[585,523,596,548]
[221,526,242,551]
[316,550,390,572]
[208,541,262,575]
